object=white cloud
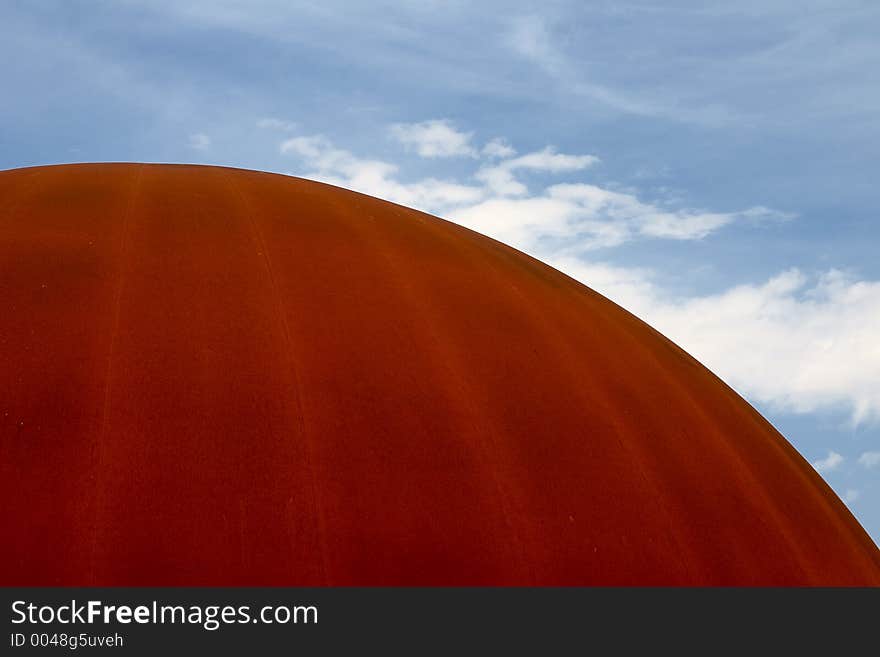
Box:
[279,130,744,254]
[188,133,211,150]
[812,451,844,473]
[504,147,600,172]
[551,258,880,424]
[473,165,528,197]
[482,138,516,159]
[276,124,880,424]
[389,119,476,158]
[475,148,599,197]
[844,489,860,504]
[474,149,599,196]
[859,452,880,468]
[280,135,483,210]
[454,183,769,251]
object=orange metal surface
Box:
[2,163,878,585]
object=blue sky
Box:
[2,0,879,542]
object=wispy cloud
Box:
[859,452,880,468]
[280,135,484,209]
[475,147,599,196]
[188,133,211,150]
[482,138,516,159]
[257,117,297,132]
[504,14,734,125]
[455,183,782,250]
[555,258,880,424]
[389,119,477,158]
[812,451,844,474]
[279,128,763,252]
[276,120,880,425]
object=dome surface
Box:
[1,163,878,585]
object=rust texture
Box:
[2,163,878,585]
